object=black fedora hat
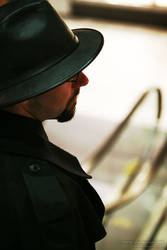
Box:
[0,0,104,107]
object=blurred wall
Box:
[48,0,72,16]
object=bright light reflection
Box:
[155,0,167,7]
[106,0,167,7]
[106,0,153,7]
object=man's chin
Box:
[56,108,76,123]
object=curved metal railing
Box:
[82,88,167,215]
[83,88,162,173]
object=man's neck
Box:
[2,103,36,120]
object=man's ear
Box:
[20,99,33,112]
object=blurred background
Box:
[45,1,167,249]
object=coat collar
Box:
[0,111,91,179]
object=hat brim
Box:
[0,28,103,107]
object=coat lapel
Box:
[0,136,91,179]
[0,111,91,179]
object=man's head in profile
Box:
[0,0,103,121]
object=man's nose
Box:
[72,72,89,88]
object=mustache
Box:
[68,88,80,104]
[73,89,80,98]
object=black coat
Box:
[0,111,106,250]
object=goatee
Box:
[57,89,79,123]
[57,106,76,123]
